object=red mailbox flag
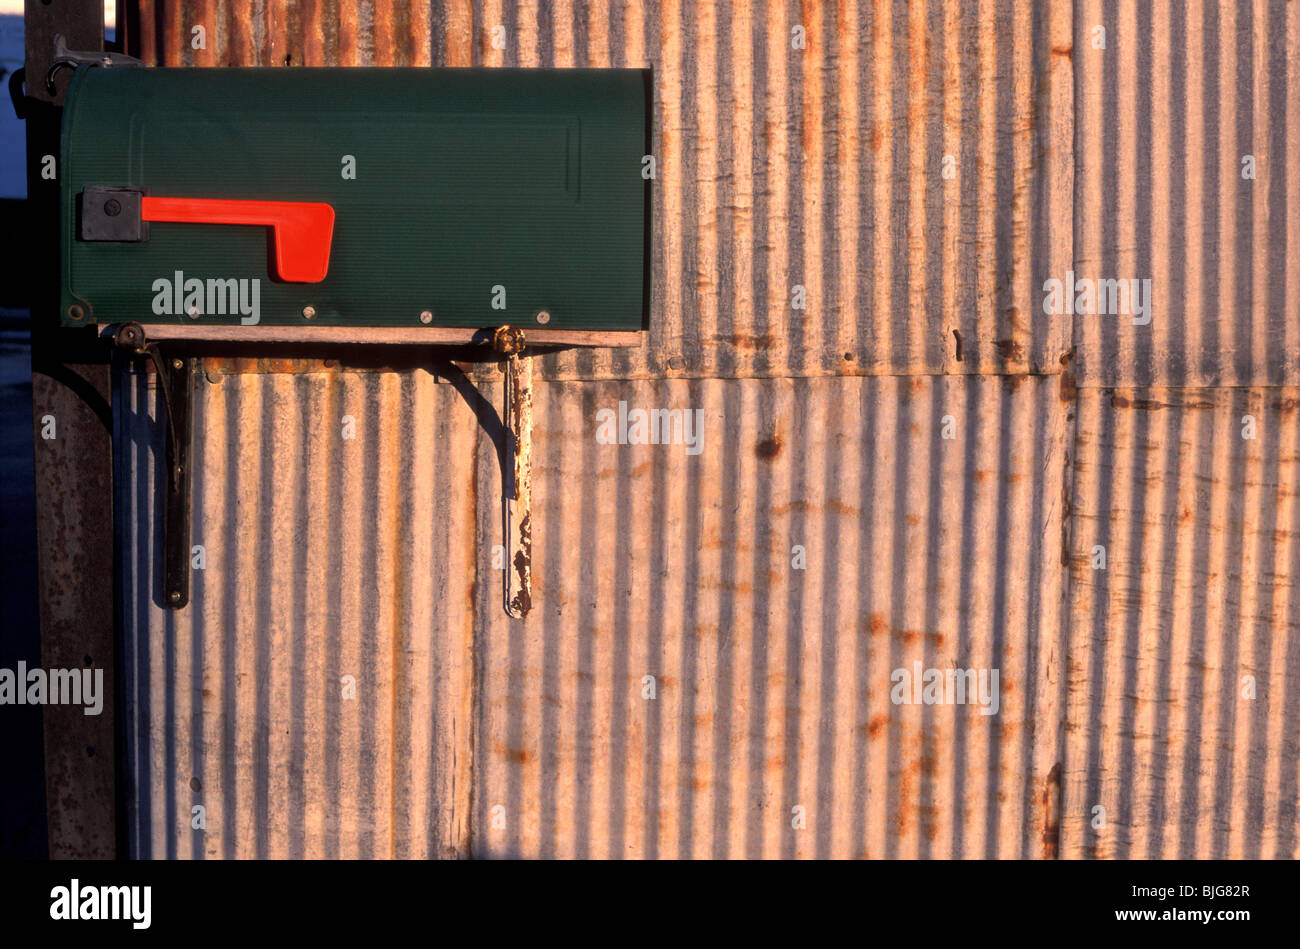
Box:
[140,197,335,283]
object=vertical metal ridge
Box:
[1063,387,1300,859]
[1074,0,1299,387]
[464,375,1070,858]
[121,367,479,858]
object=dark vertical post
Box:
[23,0,117,859]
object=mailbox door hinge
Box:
[114,323,194,610]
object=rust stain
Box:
[1058,370,1077,403]
[1110,392,1216,411]
[512,512,532,617]
[755,434,783,461]
[995,338,1024,361]
[1040,763,1062,859]
[493,741,531,765]
[719,333,777,350]
[900,629,945,648]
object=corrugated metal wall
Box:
[118,365,477,857]
[133,0,1074,378]
[1074,0,1300,387]
[115,0,1300,858]
[1063,386,1300,859]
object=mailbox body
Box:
[60,67,651,334]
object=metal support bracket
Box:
[493,326,533,619]
[45,33,146,95]
[114,322,194,609]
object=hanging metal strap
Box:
[493,326,533,619]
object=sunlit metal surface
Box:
[114,0,1300,859]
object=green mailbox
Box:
[60,66,651,341]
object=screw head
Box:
[114,324,142,348]
[535,309,551,325]
[104,198,121,217]
[172,358,183,369]
[168,591,182,604]
[419,310,433,324]
[302,306,317,320]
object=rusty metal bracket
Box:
[113,322,194,609]
[493,326,532,619]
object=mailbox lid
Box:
[61,67,650,332]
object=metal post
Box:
[22,0,117,858]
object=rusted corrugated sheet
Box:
[1062,386,1300,858]
[108,0,1300,861]
[470,374,1070,857]
[117,366,477,858]
[119,368,1072,858]
[131,0,1074,379]
[1073,0,1300,386]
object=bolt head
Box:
[535,310,551,325]
[302,306,317,320]
[419,310,433,324]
